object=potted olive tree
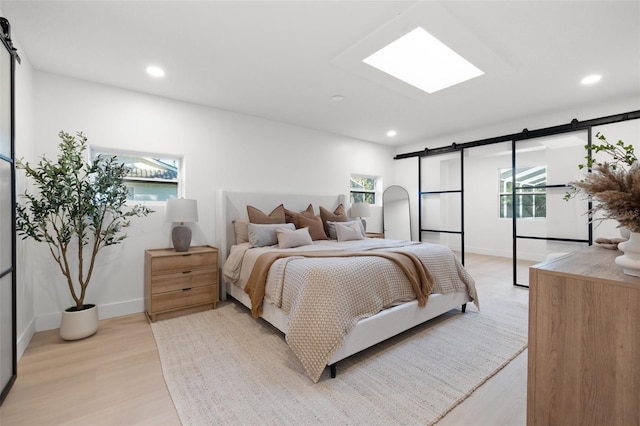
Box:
[16,131,153,340]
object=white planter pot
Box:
[615,232,640,277]
[60,304,99,341]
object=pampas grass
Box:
[570,133,640,232]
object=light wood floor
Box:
[0,254,530,425]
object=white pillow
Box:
[336,222,364,242]
[277,227,313,249]
[248,223,295,247]
[326,220,365,239]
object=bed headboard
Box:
[214,190,347,294]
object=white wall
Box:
[27,71,394,332]
[394,96,640,255]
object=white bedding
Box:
[223,238,426,301]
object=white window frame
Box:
[88,146,184,203]
[350,174,382,206]
[499,167,547,219]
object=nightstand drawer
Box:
[151,285,216,313]
[151,269,216,294]
[151,251,218,274]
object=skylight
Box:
[363,27,484,94]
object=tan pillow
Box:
[320,204,347,235]
[247,204,286,224]
[284,204,314,228]
[233,219,249,244]
[298,214,328,240]
[277,227,313,249]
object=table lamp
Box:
[166,198,198,252]
[351,202,371,232]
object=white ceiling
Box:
[2,1,639,146]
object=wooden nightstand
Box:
[144,245,219,322]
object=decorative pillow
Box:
[297,214,328,240]
[326,219,365,240]
[284,204,314,228]
[277,227,313,249]
[336,222,364,242]
[248,223,295,247]
[233,219,249,244]
[320,204,347,235]
[247,204,286,224]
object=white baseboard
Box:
[465,246,547,263]
[17,317,36,361]
[99,298,145,320]
[464,246,512,258]
[34,298,145,332]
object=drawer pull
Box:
[182,254,192,257]
[182,270,192,274]
[182,287,192,291]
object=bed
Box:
[215,190,478,382]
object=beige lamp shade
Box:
[166,198,198,224]
[166,198,198,252]
[351,202,371,232]
[351,202,371,218]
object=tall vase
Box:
[615,232,640,277]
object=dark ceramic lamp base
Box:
[172,225,192,252]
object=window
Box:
[499,167,546,218]
[350,175,378,204]
[89,147,181,202]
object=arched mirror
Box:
[383,185,411,240]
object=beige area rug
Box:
[151,294,528,426]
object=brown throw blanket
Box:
[244,250,435,318]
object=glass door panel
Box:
[0,272,12,391]
[420,192,462,232]
[0,25,16,405]
[591,120,640,240]
[0,161,10,272]
[463,141,513,268]
[420,152,464,260]
[514,131,590,286]
[421,152,461,192]
[0,40,9,158]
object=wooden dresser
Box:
[144,245,219,322]
[528,246,640,425]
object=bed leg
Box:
[330,363,337,378]
[461,303,467,313]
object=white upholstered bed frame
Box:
[214,190,471,377]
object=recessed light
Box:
[331,95,344,102]
[386,130,397,137]
[363,27,484,94]
[146,66,165,78]
[581,74,602,85]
